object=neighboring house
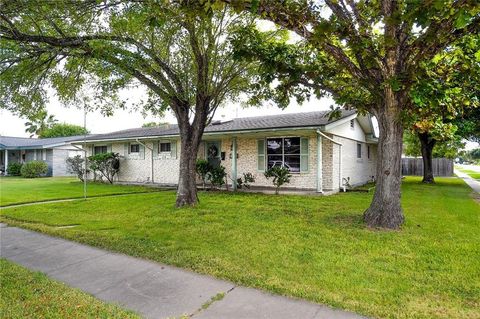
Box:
[73,110,378,192]
[0,136,85,176]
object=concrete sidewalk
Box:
[455,169,480,193]
[0,224,366,319]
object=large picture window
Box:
[266,137,301,172]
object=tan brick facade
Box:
[85,128,377,193]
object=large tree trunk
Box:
[364,98,405,229]
[418,132,436,184]
[174,99,208,208]
[176,137,200,207]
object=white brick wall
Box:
[83,131,377,191]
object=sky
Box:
[1,92,478,151]
[0,90,336,137]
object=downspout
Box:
[136,139,154,184]
[316,130,344,192]
[315,132,323,193]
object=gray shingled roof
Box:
[78,109,356,142]
[0,135,86,149]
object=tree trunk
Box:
[418,132,436,183]
[364,100,405,229]
[174,99,208,208]
[176,137,200,207]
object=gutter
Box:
[316,130,346,192]
[70,126,327,144]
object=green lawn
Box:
[458,169,480,180]
[1,177,479,319]
[0,259,140,319]
[0,177,159,207]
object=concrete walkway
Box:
[0,224,366,319]
[455,169,480,193]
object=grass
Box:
[0,259,140,319]
[0,176,159,207]
[458,169,480,181]
[1,177,479,319]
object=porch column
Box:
[4,150,8,175]
[316,134,322,193]
[231,137,237,191]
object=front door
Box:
[206,141,221,168]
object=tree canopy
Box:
[1,0,261,207]
[218,0,480,228]
[40,123,89,138]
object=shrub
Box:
[20,161,48,178]
[6,162,23,176]
[264,166,291,194]
[209,165,227,189]
[88,152,120,184]
[237,172,255,189]
[66,155,89,182]
[195,159,212,189]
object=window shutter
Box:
[139,144,145,159]
[153,141,159,159]
[107,144,112,153]
[124,143,129,156]
[90,145,94,156]
[300,137,309,172]
[170,140,177,159]
[257,139,265,172]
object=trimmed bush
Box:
[195,159,212,189]
[20,161,48,178]
[209,165,227,189]
[7,162,23,176]
[88,152,120,184]
[264,166,291,194]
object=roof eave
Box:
[71,125,330,144]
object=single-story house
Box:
[73,110,378,193]
[0,135,85,176]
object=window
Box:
[94,146,108,155]
[357,143,362,158]
[266,137,301,173]
[367,145,371,159]
[130,144,140,153]
[350,119,355,129]
[159,142,171,153]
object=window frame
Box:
[159,141,172,153]
[266,137,302,173]
[357,143,362,159]
[129,143,140,153]
[94,145,108,155]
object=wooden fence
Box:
[401,157,454,177]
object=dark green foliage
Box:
[195,159,212,189]
[264,166,291,194]
[40,123,89,138]
[403,131,464,159]
[20,161,48,178]
[209,166,227,189]
[66,155,88,182]
[236,172,255,189]
[7,162,23,176]
[24,111,57,138]
[88,153,120,184]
